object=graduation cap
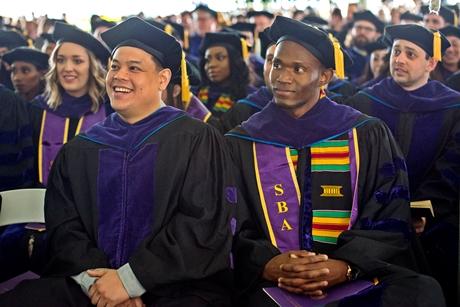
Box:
[0,30,28,49]
[230,22,256,33]
[101,17,192,104]
[400,11,423,23]
[247,10,274,19]
[353,10,385,33]
[363,37,389,54]
[422,5,458,26]
[53,22,110,64]
[144,18,176,37]
[259,26,275,59]
[200,32,249,60]
[269,16,352,79]
[90,15,116,33]
[384,24,451,61]
[40,33,55,43]
[439,7,457,26]
[302,15,329,26]
[193,4,218,19]
[168,21,190,50]
[2,47,49,70]
[440,25,460,39]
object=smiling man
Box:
[345,24,460,306]
[226,16,444,306]
[0,17,234,307]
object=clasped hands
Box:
[262,250,349,298]
[86,269,145,307]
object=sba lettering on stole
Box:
[274,184,293,231]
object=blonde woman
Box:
[29,22,111,186]
[0,22,111,284]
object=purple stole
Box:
[253,143,301,252]
[186,95,212,122]
[252,128,360,252]
[38,106,106,185]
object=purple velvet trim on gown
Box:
[241,96,364,148]
[97,144,157,268]
[363,77,460,112]
[81,106,185,151]
[237,86,273,110]
[33,91,96,117]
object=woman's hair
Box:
[44,41,107,112]
[200,43,250,100]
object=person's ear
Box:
[158,68,172,91]
[319,68,334,87]
[426,56,438,73]
[172,84,181,99]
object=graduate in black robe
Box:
[0,29,28,90]
[0,85,36,283]
[194,32,256,118]
[0,17,234,307]
[0,84,34,191]
[226,16,444,307]
[212,27,275,134]
[446,70,460,91]
[345,24,459,306]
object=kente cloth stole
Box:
[38,107,106,185]
[198,87,234,113]
[252,128,360,252]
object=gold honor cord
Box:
[37,111,47,184]
[285,147,301,204]
[253,142,278,247]
[75,117,84,135]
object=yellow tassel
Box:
[454,13,458,27]
[181,52,191,108]
[328,33,345,79]
[183,29,189,50]
[240,38,249,61]
[433,31,442,62]
[253,30,260,56]
[164,24,173,36]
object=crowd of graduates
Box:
[0,1,459,306]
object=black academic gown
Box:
[0,107,234,307]
[446,71,460,92]
[225,98,444,306]
[345,77,460,306]
[0,85,34,191]
[209,86,272,134]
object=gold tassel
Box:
[181,52,191,108]
[328,33,345,79]
[433,31,442,62]
[164,24,173,36]
[454,12,458,27]
[240,38,249,60]
[183,29,189,50]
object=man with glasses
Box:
[346,10,384,83]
